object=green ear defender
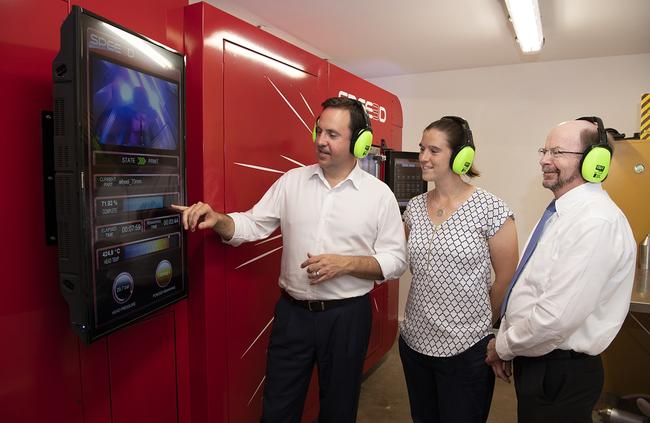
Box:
[452,145,476,175]
[349,100,373,158]
[576,116,612,183]
[312,121,318,143]
[351,127,373,158]
[312,100,373,158]
[441,116,476,175]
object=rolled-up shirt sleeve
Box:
[372,191,407,281]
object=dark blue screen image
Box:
[91,56,179,150]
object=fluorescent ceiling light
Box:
[505,0,544,54]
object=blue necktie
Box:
[500,200,556,318]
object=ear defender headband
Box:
[312,100,373,159]
[576,116,612,183]
[441,116,476,175]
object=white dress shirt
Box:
[496,183,636,361]
[224,163,407,300]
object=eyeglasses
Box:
[537,147,584,158]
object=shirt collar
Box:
[310,162,363,190]
[554,182,603,216]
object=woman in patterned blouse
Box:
[399,116,518,422]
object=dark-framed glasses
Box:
[538,147,584,158]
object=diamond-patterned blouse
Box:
[400,187,513,357]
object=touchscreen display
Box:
[53,7,187,342]
[89,54,185,330]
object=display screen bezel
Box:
[80,11,187,340]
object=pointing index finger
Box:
[170,204,190,230]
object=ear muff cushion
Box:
[581,146,611,182]
[451,145,475,175]
[352,129,373,158]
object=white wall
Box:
[370,53,650,320]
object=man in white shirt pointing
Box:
[173,97,407,423]
[486,117,636,422]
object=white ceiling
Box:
[202,0,650,79]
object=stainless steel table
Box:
[630,269,650,314]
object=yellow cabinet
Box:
[601,139,650,396]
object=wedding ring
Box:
[315,270,320,276]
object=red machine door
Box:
[223,40,322,422]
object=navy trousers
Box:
[399,335,495,423]
[513,351,603,423]
[261,294,372,423]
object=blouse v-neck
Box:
[426,187,478,228]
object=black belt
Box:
[281,290,366,312]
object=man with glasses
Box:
[485,118,636,422]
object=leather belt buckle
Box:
[308,300,325,312]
